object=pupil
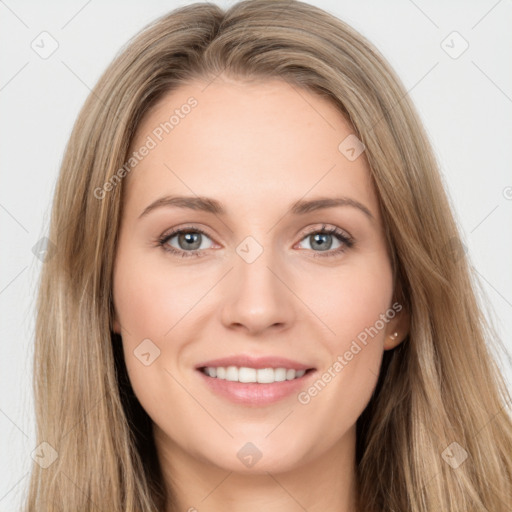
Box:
[180,232,201,250]
[312,233,332,251]
[176,232,333,252]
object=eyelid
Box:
[157,224,217,257]
[294,224,354,257]
[157,223,354,258]
[300,223,352,239]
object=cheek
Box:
[295,258,393,407]
[293,263,393,434]
[112,247,212,402]
[112,249,204,339]
[302,259,394,351]
[112,251,190,429]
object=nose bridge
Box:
[219,233,295,332]
[234,233,283,302]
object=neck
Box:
[155,425,359,512]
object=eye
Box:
[158,226,214,258]
[296,224,354,258]
[157,223,354,259]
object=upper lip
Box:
[195,355,315,371]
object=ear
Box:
[383,303,410,350]
[111,310,122,335]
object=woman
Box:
[25,0,512,510]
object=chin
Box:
[198,438,313,475]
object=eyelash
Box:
[156,224,354,259]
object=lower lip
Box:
[197,369,316,406]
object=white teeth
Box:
[238,367,256,382]
[274,368,287,382]
[257,368,275,383]
[225,366,238,381]
[201,366,309,383]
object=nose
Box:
[219,244,296,336]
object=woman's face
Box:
[112,76,406,475]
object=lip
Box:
[195,355,314,371]
[195,354,317,406]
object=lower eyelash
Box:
[157,227,210,258]
[308,225,354,258]
[157,225,354,258]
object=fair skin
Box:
[112,76,408,512]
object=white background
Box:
[1,0,511,510]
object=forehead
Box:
[123,77,377,220]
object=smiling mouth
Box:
[198,366,315,384]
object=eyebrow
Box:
[138,194,374,221]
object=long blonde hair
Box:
[25,1,512,510]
